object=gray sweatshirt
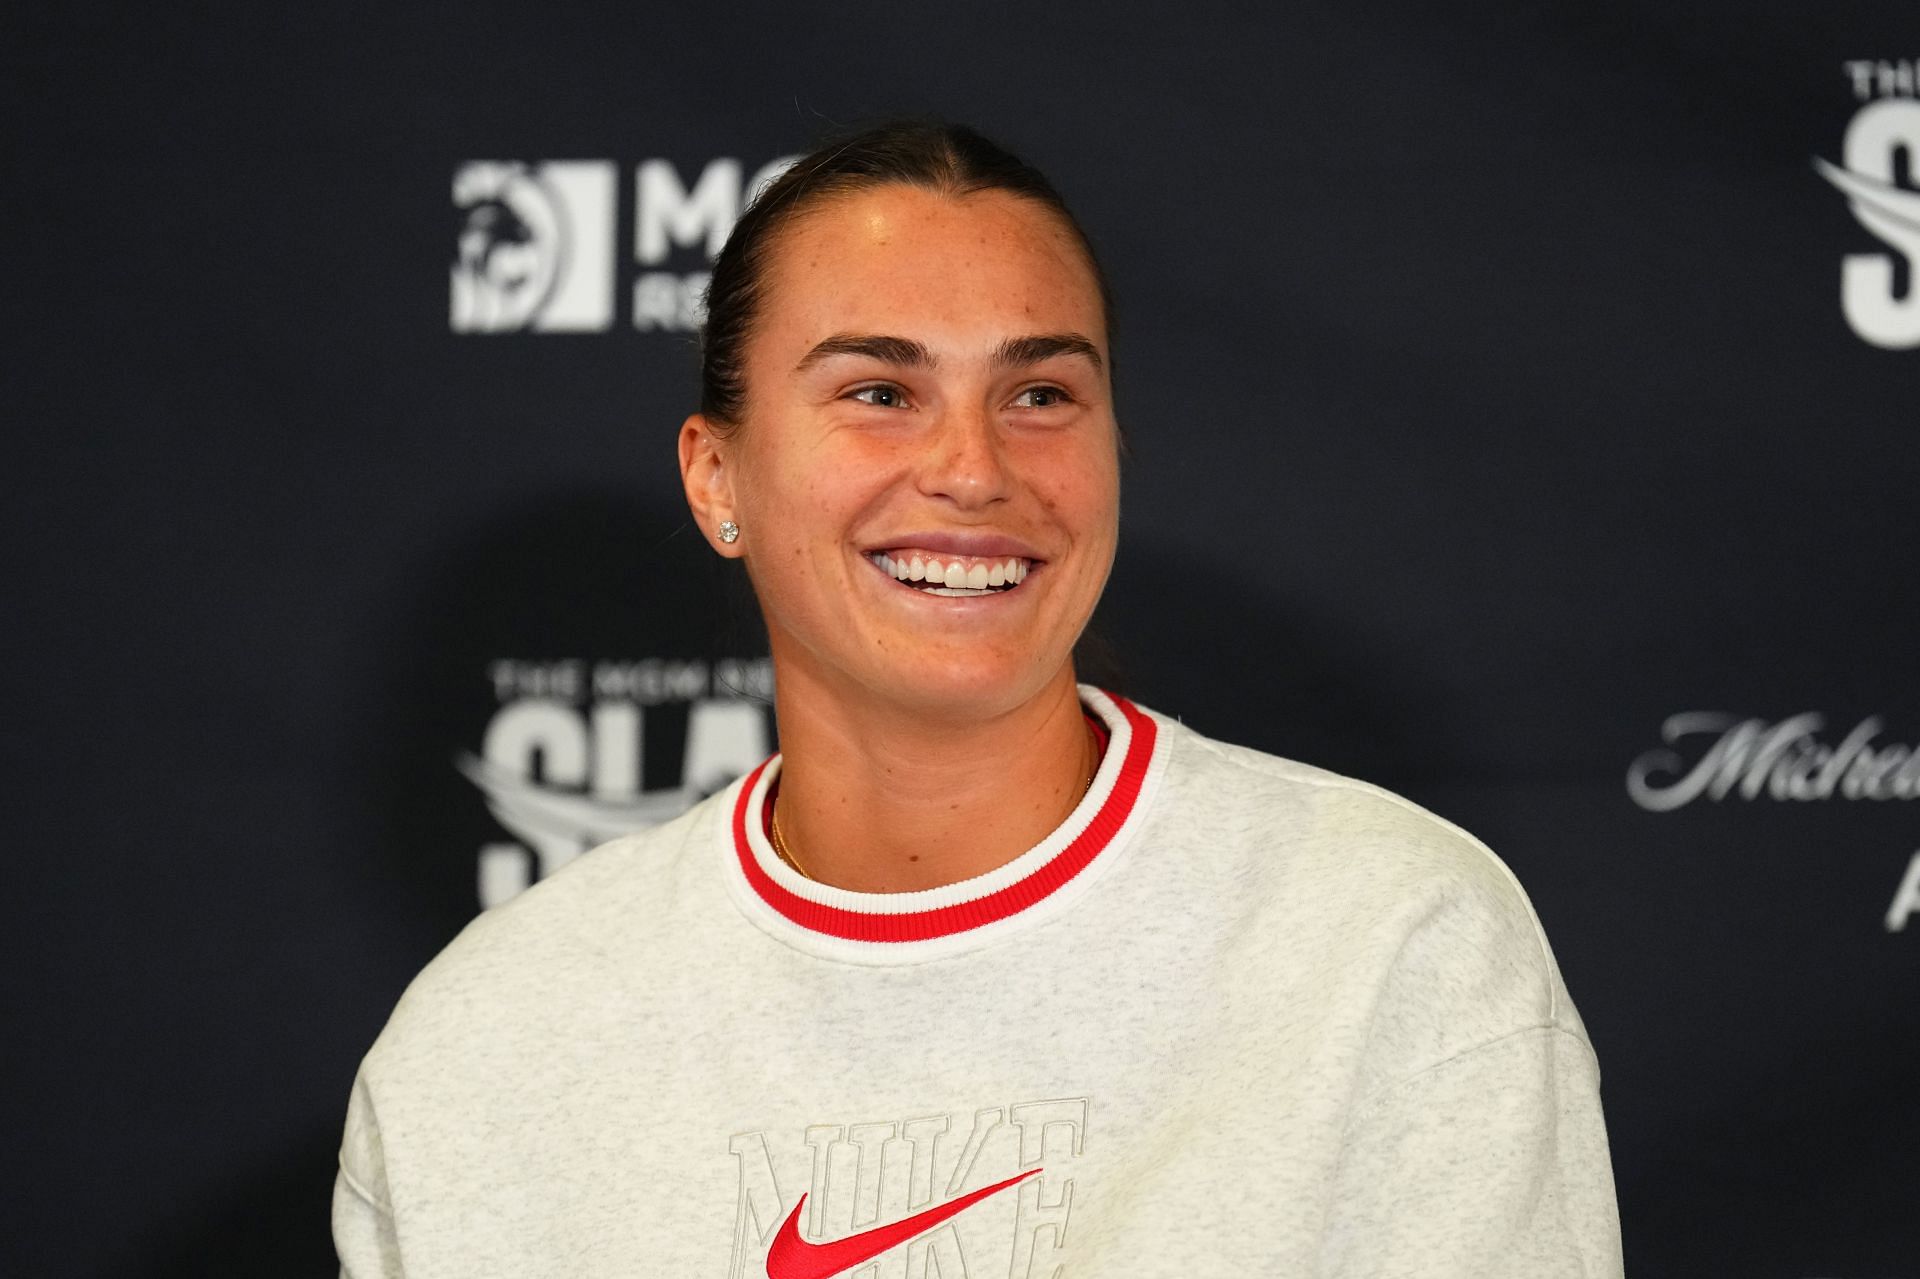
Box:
[335,688,1623,1277]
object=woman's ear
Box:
[678,414,743,558]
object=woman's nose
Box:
[917,405,1013,508]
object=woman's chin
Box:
[842,648,1072,721]
[768,597,1087,720]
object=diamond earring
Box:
[718,521,740,544]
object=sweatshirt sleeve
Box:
[1319,1023,1623,1279]
[333,1070,406,1278]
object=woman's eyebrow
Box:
[794,334,933,372]
[993,333,1103,373]
[794,332,1104,375]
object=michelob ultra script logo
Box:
[1627,712,1920,812]
[1814,60,1920,349]
[1627,711,1920,933]
[450,155,795,334]
[463,657,774,907]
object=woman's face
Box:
[694,184,1120,721]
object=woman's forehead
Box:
[757,186,1106,349]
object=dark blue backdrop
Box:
[7,3,1917,1275]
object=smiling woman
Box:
[680,161,1119,894]
[334,123,1624,1278]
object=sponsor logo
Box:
[729,1097,1086,1279]
[1626,712,1920,812]
[1889,851,1920,932]
[1814,60,1920,349]
[766,1170,1039,1279]
[632,156,794,331]
[451,162,616,332]
[1628,712,1920,933]
[451,155,795,334]
[465,657,774,907]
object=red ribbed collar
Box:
[731,693,1157,943]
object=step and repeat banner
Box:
[8,4,1915,1276]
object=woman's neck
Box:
[768,666,1096,893]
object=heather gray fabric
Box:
[335,689,1622,1277]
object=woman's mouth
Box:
[866,549,1033,598]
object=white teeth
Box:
[871,550,1035,591]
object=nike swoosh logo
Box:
[764,1168,1040,1279]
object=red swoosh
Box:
[765,1168,1039,1279]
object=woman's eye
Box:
[1012,386,1071,409]
[850,384,908,408]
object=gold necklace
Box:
[770,720,1101,885]
[769,802,811,879]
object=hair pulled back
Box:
[699,120,1112,431]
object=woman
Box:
[335,122,1622,1277]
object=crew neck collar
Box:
[719,686,1166,965]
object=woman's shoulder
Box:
[1143,708,1586,1043]
[1147,708,1508,885]
[359,786,731,1065]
